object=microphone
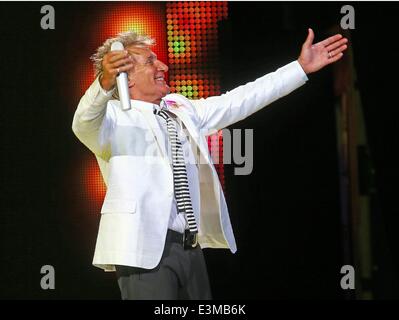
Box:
[111,41,131,111]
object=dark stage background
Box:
[1,2,398,299]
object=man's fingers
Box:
[329,44,348,58]
[113,64,134,74]
[326,38,348,52]
[303,28,314,48]
[110,56,133,69]
[320,34,343,47]
[328,52,344,64]
[107,50,129,63]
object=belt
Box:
[166,229,199,250]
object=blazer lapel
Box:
[167,107,212,165]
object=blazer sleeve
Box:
[72,77,116,160]
[191,60,308,134]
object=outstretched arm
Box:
[298,28,348,74]
[193,28,348,134]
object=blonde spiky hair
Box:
[91,30,155,78]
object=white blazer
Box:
[72,61,308,271]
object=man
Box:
[72,29,348,299]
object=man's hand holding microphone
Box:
[100,42,133,111]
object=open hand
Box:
[298,28,348,74]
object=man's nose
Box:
[156,60,169,73]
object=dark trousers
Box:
[115,230,212,300]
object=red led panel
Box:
[166,1,228,190]
[70,2,228,217]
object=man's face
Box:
[127,46,170,104]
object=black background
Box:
[0,1,398,299]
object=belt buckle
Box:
[183,230,198,250]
